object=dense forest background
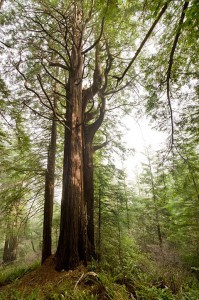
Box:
[0,0,199,299]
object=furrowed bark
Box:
[56,4,87,270]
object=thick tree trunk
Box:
[56,6,87,270]
[42,91,57,263]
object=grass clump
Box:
[0,288,40,300]
[0,260,40,287]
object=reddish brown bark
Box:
[56,6,87,270]
[83,92,106,258]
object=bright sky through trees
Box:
[116,115,166,178]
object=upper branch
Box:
[49,61,69,71]
[82,17,105,55]
[93,139,109,152]
[115,1,170,84]
[85,91,106,140]
[41,60,66,88]
[166,0,189,146]
[82,44,103,112]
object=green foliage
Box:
[0,77,10,98]
[0,261,40,286]
[137,286,175,300]
[45,290,98,300]
[0,288,40,300]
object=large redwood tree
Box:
[2,0,179,270]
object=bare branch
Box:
[41,61,66,87]
[15,63,69,128]
[85,91,106,140]
[33,14,66,49]
[83,45,103,111]
[82,17,105,54]
[49,61,69,70]
[93,140,109,152]
[15,64,53,112]
[0,40,11,48]
[85,0,94,23]
[23,101,56,122]
[48,46,70,67]
[105,80,133,96]
[36,74,67,127]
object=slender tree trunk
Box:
[148,157,163,249]
[3,224,18,263]
[31,236,36,253]
[123,177,130,231]
[97,186,102,262]
[116,196,122,264]
[83,137,95,258]
[42,88,57,263]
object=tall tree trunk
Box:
[42,88,57,263]
[83,92,106,260]
[83,137,95,258]
[148,156,163,249]
[97,186,102,262]
[56,5,87,270]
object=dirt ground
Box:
[0,256,88,298]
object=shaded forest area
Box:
[0,0,199,299]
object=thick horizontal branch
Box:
[49,61,69,71]
[93,140,109,152]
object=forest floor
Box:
[0,255,134,299]
[0,256,95,299]
[0,255,199,299]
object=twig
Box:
[74,273,84,291]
